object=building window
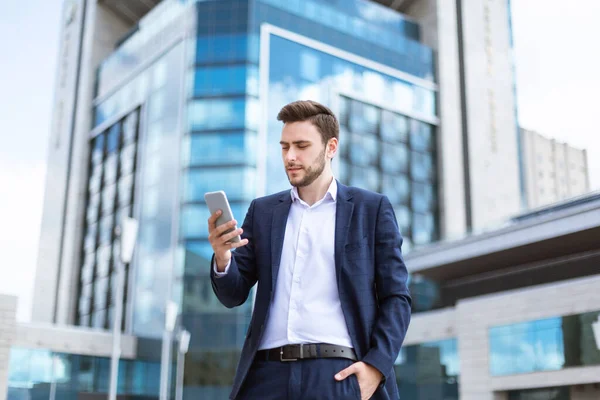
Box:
[395,339,459,400]
[76,109,140,329]
[7,348,161,398]
[338,96,438,248]
[489,310,600,376]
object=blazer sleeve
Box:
[210,199,258,308]
[362,195,412,382]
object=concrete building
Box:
[404,192,600,400]
[521,128,590,209]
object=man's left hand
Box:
[335,361,383,400]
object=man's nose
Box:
[286,148,297,162]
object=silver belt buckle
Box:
[280,344,302,362]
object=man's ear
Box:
[327,137,338,159]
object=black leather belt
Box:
[256,343,357,362]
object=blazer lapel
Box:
[334,181,354,285]
[271,192,292,288]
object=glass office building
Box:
[66,0,438,397]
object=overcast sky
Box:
[0,0,598,321]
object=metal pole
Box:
[159,329,173,400]
[175,346,185,400]
[49,355,57,400]
[108,261,126,400]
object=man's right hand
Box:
[208,210,249,272]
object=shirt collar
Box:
[290,177,338,204]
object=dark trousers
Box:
[237,357,361,400]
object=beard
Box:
[286,148,327,188]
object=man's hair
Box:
[277,100,339,145]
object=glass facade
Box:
[264,33,438,248]
[394,339,460,400]
[255,0,434,80]
[80,0,438,397]
[77,110,140,329]
[489,310,600,376]
[7,348,161,399]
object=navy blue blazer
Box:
[211,181,412,400]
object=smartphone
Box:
[204,190,241,243]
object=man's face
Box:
[280,121,332,188]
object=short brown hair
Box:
[277,100,339,145]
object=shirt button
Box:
[294,277,300,283]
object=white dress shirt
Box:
[214,178,353,350]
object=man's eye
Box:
[281,147,289,151]
[298,145,308,149]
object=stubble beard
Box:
[287,148,327,188]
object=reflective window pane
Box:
[84,224,97,253]
[193,65,252,97]
[349,101,379,134]
[381,142,408,174]
[79,296,91,317]
[188,98,248,131]
[188,132,256,167]
[382,175,410,205]
[89,165,103,194]
[81,254,95,284]
[412,212,435,245]
[107,123,121,154]
[195,34,249,64]
[412,182,436,213]
[118,174,134,207]
[381,111,409,143]
[120,143,136,176]
[349,165,379,192]
[338,96,350,127]
[411,120,434,152]
[123,112,138,145]
[411,151,434,182]
[93,277,109,309]
[300,49,320,82]
[489,311,600,376]
[87,193,100,224]
[92,134,105,165]
[394,205,411,234]
[414,86,436,116]
[338,126,350,159]
[349,133,378,167]
[96,245,111,277]
[92,309,106,329]
[395,339,459,400]
[99,215,113,245]
[102,184,116,215]
[104,154,118,185]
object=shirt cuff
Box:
[213,258,231,277]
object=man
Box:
[208,100,411,400]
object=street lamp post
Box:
[175,329,191,400]
[160,300,179,400]
[108,217,138,400]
